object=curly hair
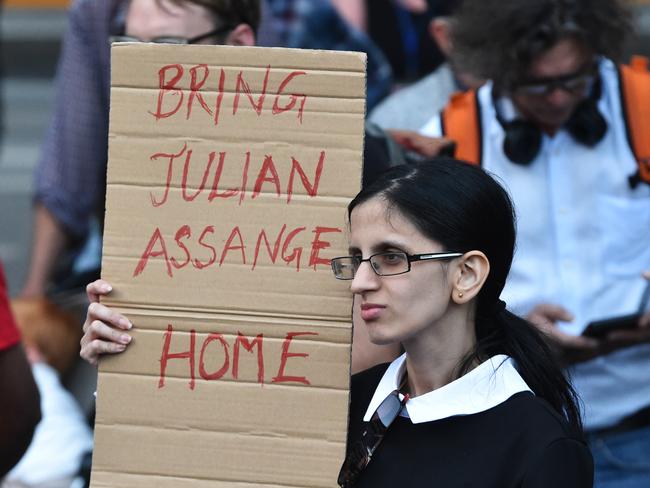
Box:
[450,0,632,89]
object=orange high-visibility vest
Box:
[441,56,650,187]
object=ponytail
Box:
[460,305,583,435]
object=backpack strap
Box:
[618,55,650,188]
[440,90,482,165]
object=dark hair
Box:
[450,0,631,89]
[172,0,261,34]
[349,158,583,432]
[426,0,463,18]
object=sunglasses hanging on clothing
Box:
[494,77,608,166]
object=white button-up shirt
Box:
[420,59,650,430]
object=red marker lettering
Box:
[309,227,341,270]
[233,65,271,116]
[272,332,318,385]
[193,225,217,269]
[170,225,192,269]
[220,226,246,265]
[159,324,196,390]
[286,151,326,203]
[252,224,287,270]
[199,333,230,381]
[187,64,213,119]
[252,154,281,199]
[151,64,184,120]
[213,68,226,126]
[233,332,264,384]
[282,227,306,271]
[133,227,172,277]
[182,150,215,202]
[149,143,188,207]
[272,71,307,123]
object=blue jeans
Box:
[589,424,650,488]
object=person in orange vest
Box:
[419,0,650,485]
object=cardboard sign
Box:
[92,44,366,487]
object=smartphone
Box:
[582,313,641,338]
[582,280,650,338]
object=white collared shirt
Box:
[363,354,532,424]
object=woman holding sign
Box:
[332,159,593,487]
[79,158,593,486]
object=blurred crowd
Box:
[1,0,649,487]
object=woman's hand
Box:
[80,280,132,366]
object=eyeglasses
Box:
[109,25,232,45]
[338,389,408,487]
[514,69,596,97]
[331,251,462,280]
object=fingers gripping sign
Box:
[80,280,133,365]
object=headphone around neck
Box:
[493,78,608,165]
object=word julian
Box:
[148,142,326,207]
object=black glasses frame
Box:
[513,61,599,96]
[109,24,233,45]
[331,251,463,280]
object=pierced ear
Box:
[225,23,256,47]
[451,251,490,305]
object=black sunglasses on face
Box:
[331,251,463,280]
[513,62,598,96]
[109,24,233,45]
[338,389,408,488]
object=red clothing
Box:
[0,262,20,351]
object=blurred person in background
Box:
[2,299,93,488]
[20,0,259,304]
[369,0,483,132]
[419,0,650,485]
[258,0,393,110]
[0,262,40,478]
[332,0,446,84]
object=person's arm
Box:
[386,130,456,158]
[0,344,41,476]
[23,0,112,298]
[522,438,593,488]
[20,204,70,298]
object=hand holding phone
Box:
[582,280,650,338]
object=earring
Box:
[458,292,464,298]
